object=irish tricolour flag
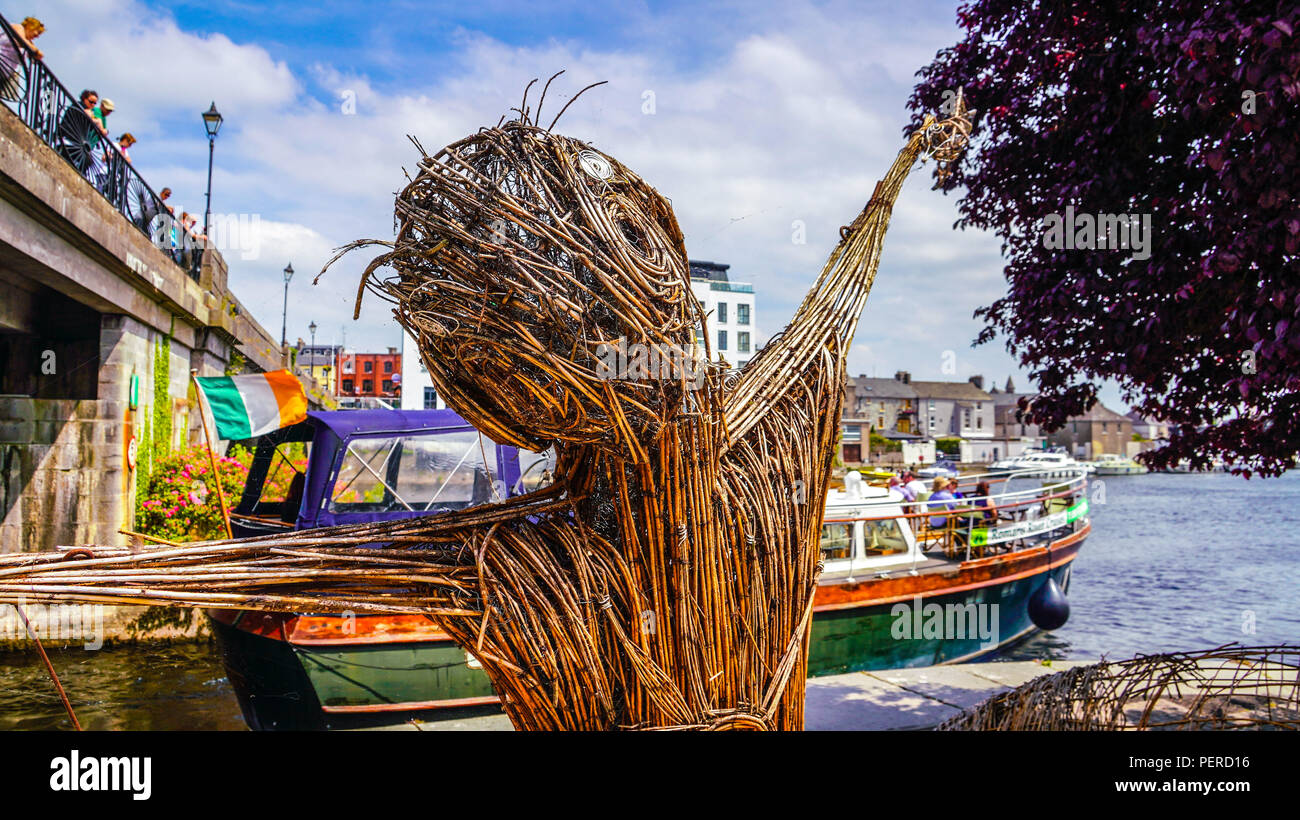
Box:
[195,370,308,440]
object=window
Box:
[977,416,983,429]
[423,387,438,409]
[342,379,354,393]
[364,361,373,373]
[516,447,557,494]
[819,523,854,561]
[737,304,750,325]
[877,415,885,428]
[842,424,862,442]
[249,441,311,514]
[384,361,393,373]
[717,302,727,323]
[863,519,907,555]
[718,330,728,351]
[738,332,750,353]
[329,430,501,513]
[363,379,373,392]
[382,380,395,393]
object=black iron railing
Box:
[0,14,204,280]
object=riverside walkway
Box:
[363,660,1088,731]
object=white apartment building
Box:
[399,330,446,411]
[688,260,758,368]
[401,259,759,410]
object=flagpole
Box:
[192,369,233,539]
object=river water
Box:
[1,471,1297,730]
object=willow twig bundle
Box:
[939,645,1300,730]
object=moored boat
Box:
[989,449,1091,477]
[1090,453,1149,475]
[210,413,1090,729]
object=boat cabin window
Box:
[863,518,907,555]
[820,523,854,561]
[329,430,501,514]
[516,447,557,494]
[250,441,310,519]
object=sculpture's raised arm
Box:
[724,96,972,440]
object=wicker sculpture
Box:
[0,88,973,730]
[940,645,1300,731]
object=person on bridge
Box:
[0,16,44,100]
[58,89,105,175]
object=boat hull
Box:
[809,562,1073,674]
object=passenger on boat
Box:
[927,477,956,529]
[946,477,963,499]
[971,480,997,524]
[889,475,916,502]
[902,471,927,500]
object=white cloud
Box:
[15,0,1130,410]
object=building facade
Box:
[839,373,919,464]
[337,347,401,403]
[989,387,1045,461]
[689,260,758,369]
[909,375,996,460]
[295,343,340,391]
[399,331,448,411]
[1045,402,1134,459]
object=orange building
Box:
[337,347,401,400]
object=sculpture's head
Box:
[351,119,708,455]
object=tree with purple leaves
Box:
[909,1,1300,476]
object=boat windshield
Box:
[329,430,502,514]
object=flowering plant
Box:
[136,448,250,542]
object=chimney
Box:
[387,346,397,355]
[968,375,985,390]
[894,370,910,384]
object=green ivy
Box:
[134,326,173,527]
[152,334,172,464]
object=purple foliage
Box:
[909,1,1300,475]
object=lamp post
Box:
[281,263,294,350]
[308,321,317,379]
[201,102,223,238]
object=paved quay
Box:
[364,660,1088,731]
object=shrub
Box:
[136,447,250,542]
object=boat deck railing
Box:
[829,468,1089,563]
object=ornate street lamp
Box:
[281,263,294,349]
[308,321,318,378]
[201,102,223,238]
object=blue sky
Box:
[7,0,1131,410]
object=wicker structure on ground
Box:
[940,645,1300,731]
[0,87,973,730]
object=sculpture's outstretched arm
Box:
[0,455,587,616]
[725,99,972,439]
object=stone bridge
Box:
[0,101,319,554]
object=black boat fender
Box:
[1028,576,1070,631]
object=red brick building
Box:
[337,347,401,400]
